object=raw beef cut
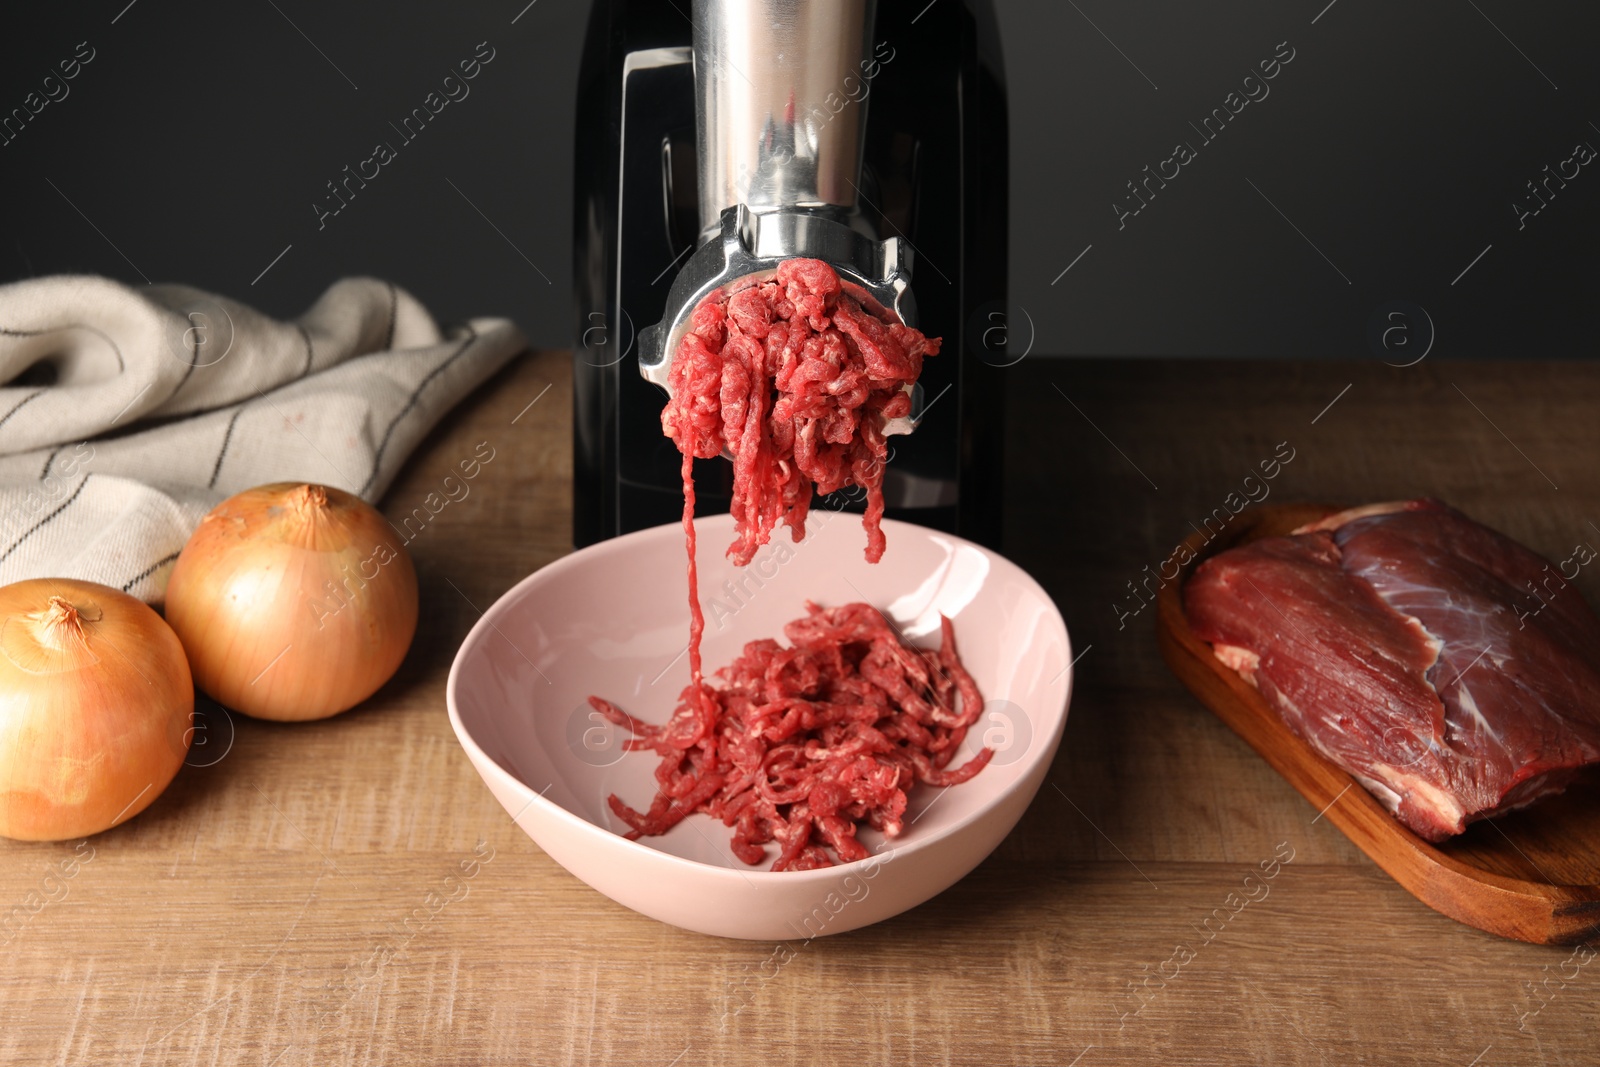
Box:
[1185,499,1600,841]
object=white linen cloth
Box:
[0,275,526,601]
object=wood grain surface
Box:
[1155,500,1600,946]
[4,350,1599,1066]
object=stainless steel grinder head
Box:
[637,202,925,437]
[637,0,926,438]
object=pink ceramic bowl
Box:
[446,512,1072,939]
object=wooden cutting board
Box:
[1156,501,1600,945]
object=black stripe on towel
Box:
[0,324,124,373]
[209,406,246,488]
[358,324,477,496]
[0,389,44,431]
[122,549,182,592]
[0,473,90,564]
[166,325,203,402]
[297,322,315,377]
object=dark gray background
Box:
[2,0,1595,358]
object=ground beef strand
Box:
[660,257,938,567]
[591,602,993,871]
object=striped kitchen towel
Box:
[0,275,526,602]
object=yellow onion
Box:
[164,483,418,721]
[0,578,192,841]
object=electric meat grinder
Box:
[572,0,1007,549]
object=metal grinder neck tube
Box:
[693,0,877,239]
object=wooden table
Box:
[4,350,1597,1066]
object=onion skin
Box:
[164,483,419,722]
[0,579,192,841]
